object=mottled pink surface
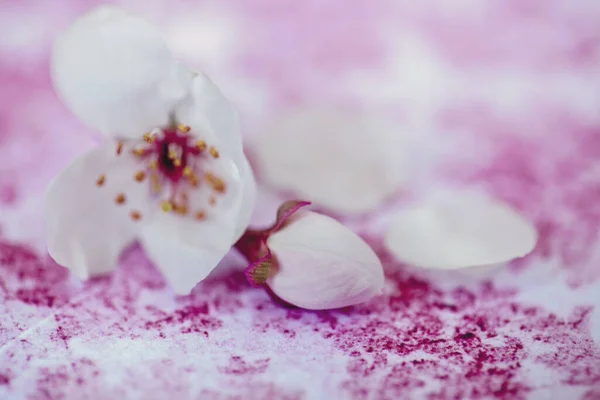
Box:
[1,1,599,399]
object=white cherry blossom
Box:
[46,6,256,294]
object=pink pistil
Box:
[152,129,200,183]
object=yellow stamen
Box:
[134,147,145,156]
[151,174,161,192]
[134,171,146,182]
[182,166,193,177]
[196,140,207,152]
[174,204,189,215]
[130,210,142,221]
[195,210,206,220]
[96,175,106,187]
[209,146,220,159]
[143,133,155,143]
[190,174,200,188]
[177,124,191,133]
[205,172,226,193]
[161,201,173,212]
[168,149,178,160]
[149,160,158,170]
[173,158,182,167]
[115,193,126,205]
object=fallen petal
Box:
[254,108,412,215]
[384,189,538,269]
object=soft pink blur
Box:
[0,1,599,399]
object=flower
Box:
[253,108,415,215]
[235,201,385,310]
[384,188,537,270]
[46,6,256,294]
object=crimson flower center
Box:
[96,123,226,222]
[154,129,198,183]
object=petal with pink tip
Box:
[267,211,384,310]
[45,142,152,279]
[52,5,192,138]
[273,200,311,231]
[384,189,538,269]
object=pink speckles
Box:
[0,240,73,310]
[232,245,599,399]
[1,239,599,398]
[583,389,600,400]
[51,326,71,348]
[534,307,600,387]
[0,241,38,266]
[35,358,101,400]
[335,287,530,397]
[0,0,599,398]
[15,287,58,307]
[144,304,224,336]
[220,356,270,376]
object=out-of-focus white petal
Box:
[52,5,192,138]
[46,142,152,279]
[267,211,384,310]
[254,108,412,215]
[384,189,538,269]
[138,146,245,294]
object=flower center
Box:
[97,124,226,222]
[154,128,196,182]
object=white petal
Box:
[140,225,232,295]
[254,108,412,215]
[267,211,384,310]
[232,156,257,241]
[180,72,243,158]
[52,5,192,138]
[46,142,152,279]
[384,189,538,269]
[174,73,256,241]
[139,145,245,294]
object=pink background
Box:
[1,1,599,399]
